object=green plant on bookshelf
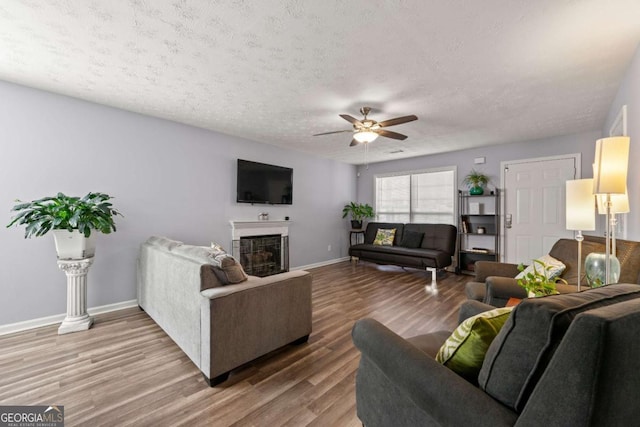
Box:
[463,170,489,195]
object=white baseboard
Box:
[293,256,350,271]
[0,299,138,336]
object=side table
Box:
[57,257,95,335]
[350,230,365,247]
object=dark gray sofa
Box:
[349,222,457,293]
[352,284,640,426]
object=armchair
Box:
[466,236,640,307]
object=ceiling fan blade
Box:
[377,129,408,140]
[313,130,353,136]
[378,115,418,128]
[340,114,363,126]
[349,139,360,147]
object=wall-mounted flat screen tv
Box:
[236,159,293,205]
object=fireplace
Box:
[234,234,289,277]
[230,220,291,277]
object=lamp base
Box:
[585,252,620,288]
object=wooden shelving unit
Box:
[457,189,500,275]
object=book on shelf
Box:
[465,247,491,254]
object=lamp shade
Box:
[597,190,630,214]
[593,136,630,195]
[353,131,379,143]
[566,179,595,231]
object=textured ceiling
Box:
[1,1,639,165]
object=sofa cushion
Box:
[400,230,424,248]
[436,306,513,383]
[404,223,457,255]
[478,284,640,412]
[213,259,248,285]
[145,235,183,250]
[373,228,396,246]
[515,254,565,281]
[172,245,220,264]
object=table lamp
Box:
[593,136,630,285]
[566,179,595,291]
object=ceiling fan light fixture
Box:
[354,130,378,143]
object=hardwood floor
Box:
[0,261,472,426]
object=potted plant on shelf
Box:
[6,192,123,259]
[463,170,489,195]
[516,259,566,297]
[342,202,375,229]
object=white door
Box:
[503,156,577,264]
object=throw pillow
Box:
[400,230,424,248]
[212,256,249,285]
[515,254,566,280]
[210,242,227,256]
[373,228,396,246]
[436,306,513,383]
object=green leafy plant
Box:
[516,259,566,297]
[341,202,375,221]
[463,170,489,188]
[7,192,123,238]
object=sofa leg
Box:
[292,334,310,345]
[426,267,438,295]
[204,372,230,387]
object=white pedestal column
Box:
[57,257,94,335]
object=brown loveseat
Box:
[466,235,640,307]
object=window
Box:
[375,167,456,224]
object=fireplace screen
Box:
[233,234,289,277]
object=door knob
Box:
[506,214,512,229]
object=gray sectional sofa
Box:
[137,236,312,386]
[353,284,640,426]
[348,222,457,292]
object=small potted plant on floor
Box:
[342,202,375,229]
[516,259,565,297]
[463,170,489,195]
[7,192,123,259]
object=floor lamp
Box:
[593,136,630,285]
[597,190,630,258]
[566,179,595,291]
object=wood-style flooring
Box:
[0,261,471,426]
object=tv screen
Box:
[237,159,293,205]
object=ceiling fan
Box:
[313,107,418,146]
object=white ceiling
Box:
[1,1,639,165]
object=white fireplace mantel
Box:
[230,220,290,240]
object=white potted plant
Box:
[7,192,123,259]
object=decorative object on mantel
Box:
[463,170,489,195]
[516,259,566,297]
[258,212,269,220]
[565,179,595,291]
[7,192,123,334]
[342,202,375,229]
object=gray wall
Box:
[604,43,640,240]
[0,81,356,326]
[357,130,601,207]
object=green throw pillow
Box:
[436,306,513,382]
[373,228,396,245]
